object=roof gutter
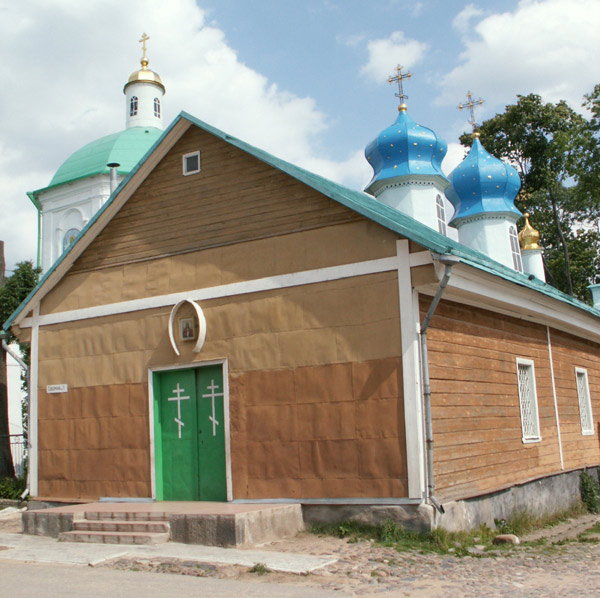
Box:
[420,253,460,514]
[27,192,42,270]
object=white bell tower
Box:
[124,33,165,130]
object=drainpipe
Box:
[420,253,460,514]
[107,162,120,195]
[26,192,42,271]
[1,336,30,499]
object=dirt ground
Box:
[102,512,600,597]
[3,507,600,596]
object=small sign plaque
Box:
[47,384,68,394]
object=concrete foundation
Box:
[21,467,599,540]
[302,503,435,533]
[304,468,599,533]
[22,502,304,547]
[436,468,599,532]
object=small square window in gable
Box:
[183,151,201,176]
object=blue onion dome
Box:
[446,136,522,225]
[365,105,448,191]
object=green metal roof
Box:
[5,111,599,332]
[47,126,163,189]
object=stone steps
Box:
[58,511,171,545]
[24,502,305,547]
[59,529,170,544]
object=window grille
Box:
[130,96,138,117]
[576,368,594,435]
[154,97,161,118]
[436,194,447,236]
[516,359,541,442]
[509,225,523,273]
[182,151,201,176]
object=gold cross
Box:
[458,91,484,132]
[388,65,412,106]
[139,32,150,65]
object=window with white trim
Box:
[436,194,447,236]
[154,97,161,118]
[575,367,594,435]
[516,358,541,442]
[509,225,524,273]
[130,96,138,117]
[182,151,201,176]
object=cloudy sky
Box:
[1,0,599,272]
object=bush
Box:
[581,469,600,514]
[0,477,26,500]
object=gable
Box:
[71,126,363,273]
[6,112,600,338]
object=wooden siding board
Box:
[72,126,363,273]
[424,297,584,501]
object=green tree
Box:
[0,260,39,477]
[459,93,599,300]
[578,84,600,211]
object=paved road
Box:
[0,561,347,598]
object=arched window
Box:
[509,225,524,273]
[436,194,447,236]
[154,97,161,118]
[130,96,138,117]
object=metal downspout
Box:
[420,254,460,514]
[26,192,42,270]
[108,163,120,195]
[1,337,31,499]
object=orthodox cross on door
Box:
[388,65,412,107]
[458,91,485,133]
[168,382,190,439]
[202,380,223,436]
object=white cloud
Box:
[442,142,468,176]
[411,2,424,17]
[0,0,361,270]
[303,150,373,192]
[335,33,366,47]
[361,31,428,82]
[452,3,485,33]
[440,0,600,115]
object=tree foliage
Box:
[0,261,40,342]
[458,92,600,301]
[0,261,39,459]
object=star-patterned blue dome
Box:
[446,137,522,224]
[365,106,448,191]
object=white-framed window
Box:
[154,97,161,118]
[182,151,201,176]
[436,194,447,236]
[509,225,524,273]
[575,367,594,435]
[516,358,541,442]
[130,96,138,117]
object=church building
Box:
[5,45,600,530]
[28,33,165,273]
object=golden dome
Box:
[519,212,541,251]
[124,66,165,93]
[123,33,165,94]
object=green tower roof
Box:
[48,126,163,188]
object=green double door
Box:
[154,365,227,501]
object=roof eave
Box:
[6,110,599,334]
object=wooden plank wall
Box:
[72,126,361,272]
[549,329,600,470]
[424,297,569,502]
